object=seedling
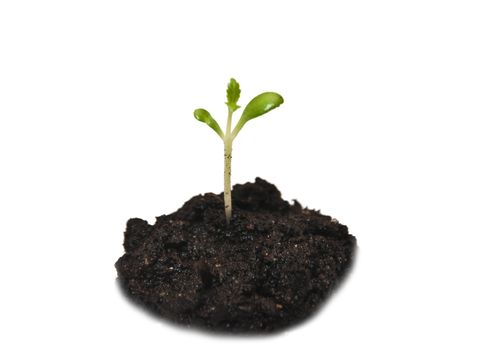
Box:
[194,78,284,223]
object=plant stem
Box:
[224,136,232,223]
[224,109,233,223]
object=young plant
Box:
[194,78,284,223]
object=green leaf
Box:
[226,78,241,112]
[232,92,284,138]
[194,108,224,139]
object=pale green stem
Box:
[224,137,232,223]
[224,109,233,223]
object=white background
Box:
[1,1,487,349]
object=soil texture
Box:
[115,178,356,333]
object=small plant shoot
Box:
[194,78,284,223]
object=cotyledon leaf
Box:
[232,92,284,138]
[194,108,224,139]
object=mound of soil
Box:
[115,178,356,333]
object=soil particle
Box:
[115,178,356,333]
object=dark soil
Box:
[115,178,356,333]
